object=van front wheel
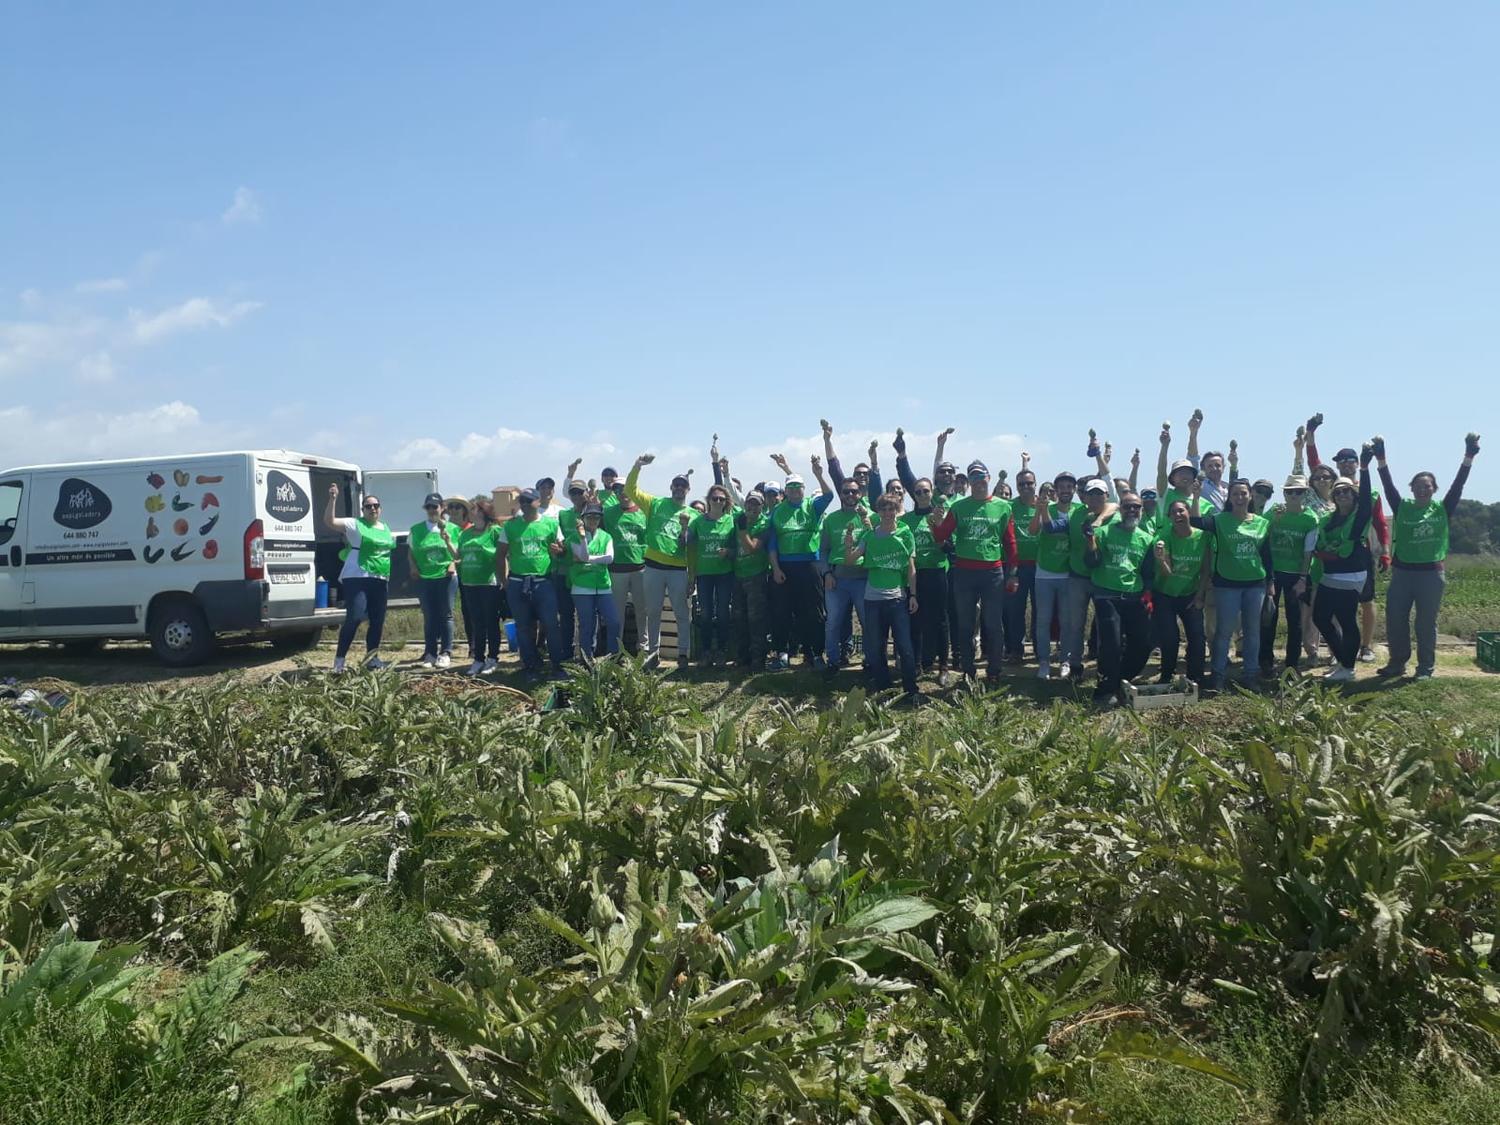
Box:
[150,599,215,666]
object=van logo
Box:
[53,477,112,529]
[264,471,310,522]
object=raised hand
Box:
[770,452,791,473]
[867,439,878,460]
[636,453,655,467]
[1159,425,1172,447]
[820,418,833,437]
[893,427,906,455]
[1102,441,1113,466]
[810,454,822,470]
[1360,442,1375,468]
[937,427,954,443]
[1021,451,1031,467]
[1131,448,1141,470]
[1189,409,1204,429]
[568,457,583,476]
[1370,434,1386,458]
[1465,432,1481,458]
[327,483,339,498]
[1306,412,1323,435]
[710,433,720,461]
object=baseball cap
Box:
[1081,479,1108,494]
[601,466,619,478]
[936,460,957,473]
[744,490,766,507]
[567,481,586,495]
[1284,474,1309,490]
[1140,488,1159,501]
[1253,478,1275,495]
[762,482,782,496]
[783,474,804,487]
[1334,447,1359,463]
[670,474,691,488]
[1169,458,1196,480]
[1332,475,1358,492]
[581,503,604,517]
[423,492,444,508]
[535,476,555,490]
[967,459,989,477]
[517,488,539,504]
[1054,470,1077,484]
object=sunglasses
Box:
[424,504,440,511]
[362,502,381,510]
[841,489,861,496]
[1284,488,1307,495]
[1121,504,1143,512]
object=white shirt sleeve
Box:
[339,520,361,548]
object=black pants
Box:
[913,567,950,669]
[1313,584,1360,670]
[772,560,822,659]
[1153,592,1205,683]
[1093,592,1152,696]
[1260,571,1306,672]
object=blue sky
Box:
[3,3,1495,502]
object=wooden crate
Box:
[1124,680,1199,711]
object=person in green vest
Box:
[1258,475,1320,675]
[1375,432,1480,680]
[819,476,871,674]
[604,483,647,655]
[1004,467,1041,664]
[323,483,394,674]
[497,488,567,680]
[409,491,460,669]
[929,459,1018,684]
[1312,451,1375,683]
[625,453,694,668]
[567,501,620,657]
[1188,478,1273,690]
[683,485,738,666]
[903,476,951,686]
[732,490,773,670]
[457,499,504,675]
[1151,498,1212,685]
[846,493,920,700]
[1082,490,1157,706]
[1028,472,1082,680]
[767,470,834,670]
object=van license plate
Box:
[269,570,308,585]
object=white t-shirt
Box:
[334,518,387,582]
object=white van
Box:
[0,451,436,665]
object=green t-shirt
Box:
[863,524,916,591]
[457,525,501,586]
[771,498,820,557]
[734,512,771,578]
[948,495,1013,563]
[408,521,457,580]
[1211,513,1270,583]
[901,510,948,570]
[570,528,614,591]
[820,507,867,567]
[1035,501,1081,575]
[1267,506,1320,574]
[1090,520,1154,594]
[690,512,737,576]
[1010,500,1040,563]
[1069,507,1108,577]
[604,506,646,566]
[1392,498,1449,564]
[644,497,690,564]
[1153,528,1207,598]
[501,515,559,577]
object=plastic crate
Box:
[1124,679,1199,711]
[1478,631,1500,672]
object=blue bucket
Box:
[315,579,330,609]
[505,621,518,651]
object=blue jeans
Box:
[1061,575,1092,672]
[1212,585,1267,683]
[824,575,867,667]
[573,592,621,657]
[696,573,735,656]
[1003,564,1036,656]
[863,596,918,694]
[460,583,502,661]
[551,571,575,660]
[336,576,388,658]
[507,575,565,673]
[1033,573,1068,668]
[950,567,1006,677]
[417,575,456,659]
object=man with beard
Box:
[625,453,695,667]
[1083,490,1157,707]
[928,460,1018,684]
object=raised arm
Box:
[322,483,351,533]
[1447,433,1481,515]
[1155,424,1172,494]
[810,454,832,497]
[718,459,742,506]
[1292,426,1306,476]
[933,427,954,478]
[820,419,847,489]
[1186,409,1203,462]
[1371,436,1403,513]
[866,439,883,503]
[1304,412,1325,469]
[1227,439,1239,482]
[1128,447,1140,492]
[625,454,656,509]
[893,428,919,493]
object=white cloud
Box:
[130,297,262,343]
[76,350,116,383]
[75,277,128,294]
[0,312,108,378]
[0,399,226,467]
[222,186,262,225]
[19,288,43,311]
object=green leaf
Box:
[1101,1030,1248,1089]
[841,897,939,934]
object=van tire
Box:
[271,628,324,652]
[149,598,215,666]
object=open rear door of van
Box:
[360,469,439,603]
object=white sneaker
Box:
[436,654,452,669]
[1358,647,1376,663]
[366,656,390,670]
[481,658,497,674]
[332,656,347,674]
[419,656,436,669]
[466,660,484,676]
[1325,666,1355,683]
[1036,664,1051,680]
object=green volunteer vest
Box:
[1315,512,1359,561]
[571,529,613,591]
[1037,501,1080,574]
[605,507,646,566]
[645,497,690,563]
[1212,513,1270,582]
[503,515,558,577]
[820,507,866,567]
[1154,528,1207,598]
[902,510,948,570]
[733,512,771,578]
[457,525,500,585]
[1268,507,1320,574]
[949,495,1013,563]
[1091,520,1154,594]
[863,524,915,591]
[771,499,819,557]
[1011,500,1040,562]
[352,520,393,578]
[409,521,456,580]
[691,512,737,575]
[1392,499,1449,564]
[1069,508,1108,577]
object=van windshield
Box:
[0,480,22,546]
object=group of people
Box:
[323,414,1481,706]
